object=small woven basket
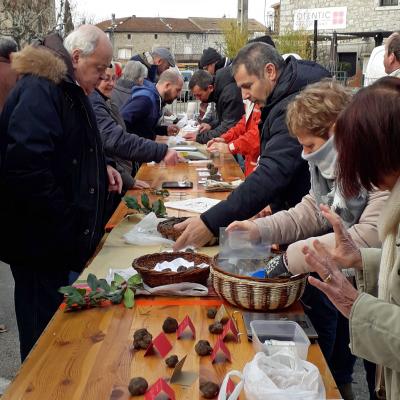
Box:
[133,252,211,288]
[157,217,188,241]
[210,262,308,310]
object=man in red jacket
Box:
[206,100,261,176]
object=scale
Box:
[243,311,318,342]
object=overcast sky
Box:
[72,0,275,26]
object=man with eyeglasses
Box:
[0,25,122,361]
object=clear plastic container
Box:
[250,320,310,360]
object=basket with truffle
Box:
[157,216,218,246]
[132,251,212,287]
[210,253,308,311]
[156,217,188,241]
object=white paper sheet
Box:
[164,197,221,213]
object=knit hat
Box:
[152,47,176,67]
[199,47,222,69]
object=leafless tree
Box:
[0,0,56,48]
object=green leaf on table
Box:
[109,291,123,304]
[141,193,150,209]
[127,274,142,286]
[98,278,111,292]
[113,273,125,285]
[152,199,167,218]
[123,288,135,308]
[59,286,74,295]
[87,273,98,291]
[124,196,140,211]
[77,288,87,296]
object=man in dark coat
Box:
[121,70,183,140]
[174,43,330,250]
[184,67,245,144]
[0,25,122,361]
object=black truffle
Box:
[208,322,223,334]
[165,354,179,368]
[207,307,217,319]
[200,381,220,398]
[177,265,187,272]
[128,377,148,396]
[133,328,152,350]
[195,340,213,356]
[162,317,178,333]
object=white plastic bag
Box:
[218,351,325,400]
[122,212,174,246]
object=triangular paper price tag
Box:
[215,304,230,324]
[176,315,196,339]
[144,378,175,400]
[170,355,187,383]
[226,378,236,397]
[144,332,172,358]
[211,338,231,363]
[170,354,198,387]
[221,318,239,342]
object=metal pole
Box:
[313,19,318,61]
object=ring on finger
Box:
[323,273,332,283]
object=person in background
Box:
[303,77,400,400]
[173,43,330,251]
[198,47,230,75]
[90,63,180,193]
[112,60,148,110]
[121,69,182,140]
[151,47,181,78]
[227,80,388,400]
[384,31,400,78]
[207,100,261,176]
[0,36,18,113]
[0,25,122,361]
[185,68,244,144]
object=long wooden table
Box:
[2,146,341,399]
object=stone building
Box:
[273,0,400,79]
[96,16,267,64]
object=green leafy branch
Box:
[59,273,143,311]
[124,192,167,218]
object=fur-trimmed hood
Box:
[12,45,67,84]
[11,33,75,85]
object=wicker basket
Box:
[157,217,188,241]
[133,252,211,287]
[210,262,308,310]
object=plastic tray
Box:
[250,320,310,360]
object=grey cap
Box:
[152,47,176,67]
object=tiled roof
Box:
[189,17,266,33]
[97,17,202,33]
[96,16,266,34]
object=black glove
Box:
[265,253,290,278]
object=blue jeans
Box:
[10,264,72,361]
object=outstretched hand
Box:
[318,205,362,269]
[303,239,359,319]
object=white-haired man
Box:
[0,25,122,361]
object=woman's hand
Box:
[207,142,230,154]
[303,240,359,318]
[225,220,261,242]
[319,205,362,269]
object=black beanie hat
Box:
[199,47,222,69]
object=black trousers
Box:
[10,264,70,361]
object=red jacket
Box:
[221,102,261,176]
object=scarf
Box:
[302,136,368,229]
